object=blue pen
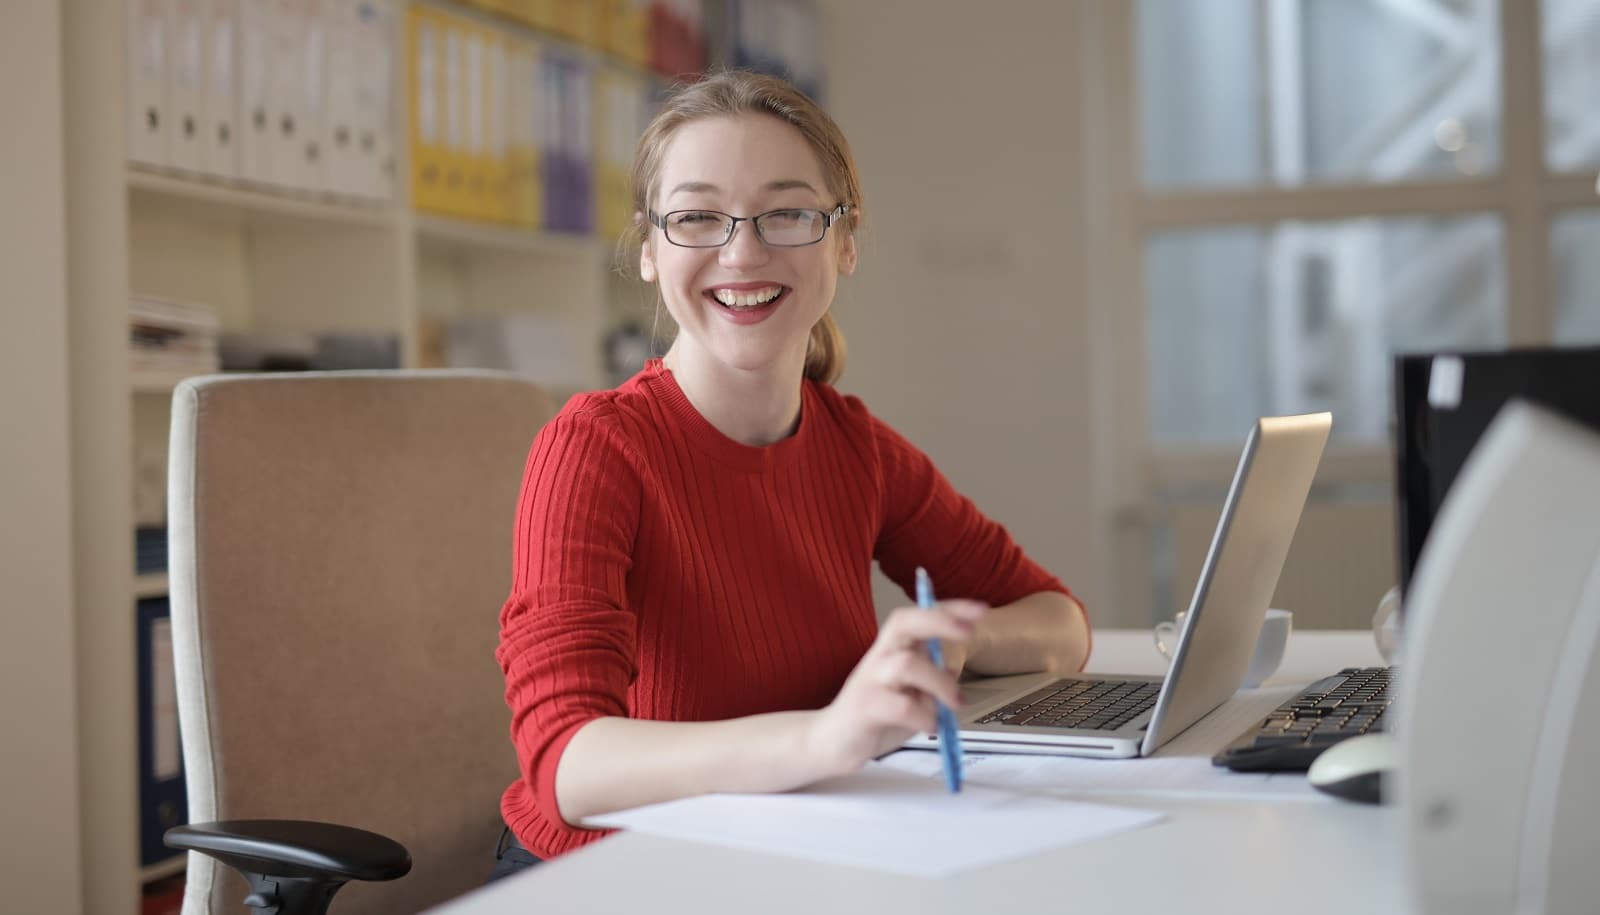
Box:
[916,566,964,793]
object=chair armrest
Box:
[166,819,412,883]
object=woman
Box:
[491,70,1091,877]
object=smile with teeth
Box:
[710,286,786,309]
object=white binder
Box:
[296,0,330,193]
[352,0,393,200]
[201,0,240,179]
[266,0,305,189]
[322,0,360,197]
[166,0,207,173]
[237,0,274,185]
[128,0,171,168]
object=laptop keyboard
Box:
[974,679,1161,731]
[1213,666,1393,771]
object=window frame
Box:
[1080,1,1596,623]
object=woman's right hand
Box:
[805,600,987,778]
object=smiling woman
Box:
[489,70,1092,877]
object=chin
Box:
[702,333,804,375]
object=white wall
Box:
[0,1,85,910]
[820,1,1109,618]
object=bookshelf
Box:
[133,573,171,600]
[72,1,663,911]
[61,0,818,909]
[126,165,397,228]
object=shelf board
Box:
[414,213,609,259]
[127,166,398,231]
[133,572,169,599]
[140,853,187,884]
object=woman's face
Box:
[641,113,857,377]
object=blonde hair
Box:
[628,70,861,385]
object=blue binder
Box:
[138,597,187,867]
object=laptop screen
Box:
[1392,345,1600,611]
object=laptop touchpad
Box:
[958,685,1009,706]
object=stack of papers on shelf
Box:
[588,764,1166,878]
[129,296,220,376]
[216,332,401,372]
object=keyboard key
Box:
[1249,734,1309,748]
[1215,667,1394,772]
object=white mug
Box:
[1373,585,1402,664]
[1153,608,1293,689]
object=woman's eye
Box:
[674,212,719,225]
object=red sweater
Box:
[497,360,1080,858]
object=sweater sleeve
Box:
[496,404,641,842]
[871,416,1081,618]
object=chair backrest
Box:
[167,371,555,914]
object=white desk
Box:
[432,630,1408,915]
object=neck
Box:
[663,342,807,447]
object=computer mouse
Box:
[1307,733,1395,804]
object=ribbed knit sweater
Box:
[497,359,1079,858]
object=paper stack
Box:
[129,296,221,377]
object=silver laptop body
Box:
[904,412,1332,759]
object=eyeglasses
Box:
[648,203,851,248]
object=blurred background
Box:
[4,0,1599,911]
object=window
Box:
[1551,210,1600,343]
[1096,1,1600,625]
[1543,0,1600,171]
[1147,215,1506,445]
[1139,0,1502,188]
[1132,0,1595,447]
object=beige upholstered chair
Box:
[165,371,555,915]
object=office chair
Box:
[163,371,556,915]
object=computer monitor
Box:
[1393,345,1600,604]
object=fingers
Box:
[868,690,937,737]
[877,601,986,652]
[874,648,963,709]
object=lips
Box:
[702,285,789,324]
[708,284,788,309]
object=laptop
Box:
[904,412,1332,759]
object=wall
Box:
[0,1,86,910]
[819,1,1109,618]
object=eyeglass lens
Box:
[665,209,828,247]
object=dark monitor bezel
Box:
[1392,344,1600,605]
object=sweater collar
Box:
[640,359,812,471]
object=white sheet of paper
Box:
[880,686,1326,801]
[588,764,1166,878]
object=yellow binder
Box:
[602,0,650,68]
[407,4,451,215]
[506,36,544,230]
[595,67,643,241]
[483,27,513,224]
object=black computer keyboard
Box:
[1213,667,1393,771]
[975,678,1162,731]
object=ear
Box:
[640,237,657,284]
[837,231,858,277]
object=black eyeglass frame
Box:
[647,203,852,248]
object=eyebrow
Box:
[668,179,820,197]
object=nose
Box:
[718,218,770,269]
